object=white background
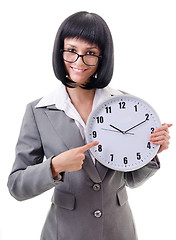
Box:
[1,0,176,239]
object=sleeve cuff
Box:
[53,172,65,182]
[50,155,65,183]
[146,155,160,169]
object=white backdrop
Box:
[1,0,176,239]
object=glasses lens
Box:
[63,52,78,63]
[83,55,99,66]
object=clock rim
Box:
[85,94,161,172]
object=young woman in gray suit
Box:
[8,11,172,240]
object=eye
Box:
[67,48,76,53]
[86,51,96,56]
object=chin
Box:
[69,76,90,86]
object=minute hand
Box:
[125,119,147,133]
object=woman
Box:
[8,11,172,240]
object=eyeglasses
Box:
[60,50,102,66]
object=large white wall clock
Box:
[85,94,161,172]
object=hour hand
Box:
[109,124,125,134]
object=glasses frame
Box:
[60,49,102,66]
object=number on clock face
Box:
[86,95,161,172]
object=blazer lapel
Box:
[44,105,103,183]
[45,105,83,150]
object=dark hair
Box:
[52,11,114,89]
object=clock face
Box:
[85,94,161,172]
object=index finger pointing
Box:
[79,141,99,153]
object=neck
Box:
[66,86,96,105]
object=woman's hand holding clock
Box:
[149,123,172,154]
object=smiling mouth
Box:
[70,66,88,73]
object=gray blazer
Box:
[7,93,160,240]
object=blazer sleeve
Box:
[7,103,63,201]
[124,156,160,188]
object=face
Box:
[63,38,101,87]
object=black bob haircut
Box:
[52,11,114,89]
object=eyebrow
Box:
[65,44,98,50]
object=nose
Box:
[75,54,85,66]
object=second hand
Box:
[101,128,134,135]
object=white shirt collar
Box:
[35,83,123,111]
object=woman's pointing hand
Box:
[51,141,99,177]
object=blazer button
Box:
[94,210,102,218]
[93,183,101,191]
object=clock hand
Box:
[109,125,134,135]
[125,119,147,133]
[109,124,125,134]
[101,128,134,135]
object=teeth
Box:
[72,67,85,72]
